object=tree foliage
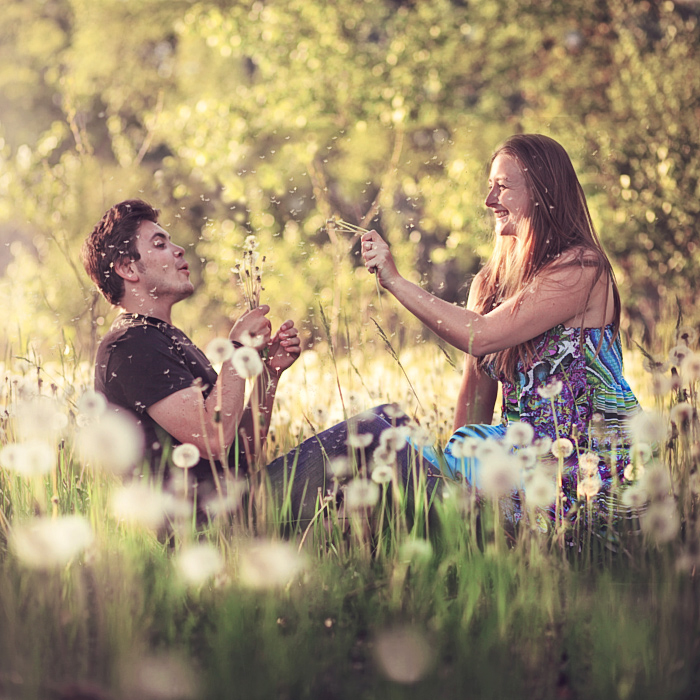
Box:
[1,0,698,352]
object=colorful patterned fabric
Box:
[441,324,641,519]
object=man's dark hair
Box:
[81,199,160,305]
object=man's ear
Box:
[114,256,139,283]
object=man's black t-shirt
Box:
[95,313,241,480]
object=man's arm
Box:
[147,307,273,462]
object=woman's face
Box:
[485,153,531,237]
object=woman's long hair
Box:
[473,134,621,381]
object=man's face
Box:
[132,220,194,303]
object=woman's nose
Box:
[485,187,498,208]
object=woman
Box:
[361,134,641,520]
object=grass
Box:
[0,318,699,700]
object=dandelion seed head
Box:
[328,456,353,481]
[111,483,168,530]
[670,402,694,428]
[641,499,680,544]
[120,652,200,700]
[346,432,373,449]
[577,473,602,500]
[533,435,553,456]
[676,325,698,347]
[537,379,563,399]
[176,544,224,586]
[505,421,534,448]
[551,437,574,459]
[202,478,247,519]
[475,438,507,464]
[205,337,234,366]
[238,540,306,590]
[239,330,267,349]
[578,451,600,478]
[15,398,67,443]
[77,409,144,475]
[640,466,672,500]
[479,455,520,497]
[408,423,434,447]
[515,446,538,469]
[624,462,645,482]
[172,443,200,469]
[398,538,433,565]
[628,411,667,445]
[523,469,557,508]
[374,627,434,684]
[630,442,653,465]
[650,372,673,396]
[642,355,670,374]
[669,344,692,367]
[0,440,54,477]
[681,352,700,382]
[344,478,380,510]
[11,515,94,569]
[379,426,409,452]
[371,464,394,484]
[77,390,107,419]
[383,402,406,419]
[231,347,263,379]
[621,484,648,509]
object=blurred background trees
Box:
[1,0,698,357]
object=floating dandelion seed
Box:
[344,478,380,510]
[176,543,224,586]
[346,432,373,449]
[10,515,94,569]
[551,437,574,459]
[111,483,168,530]
[205,337,234,366]
[479,455,520,497]
[77,390,107,418]
[505,421,535,448]
[537,379,563,399]
[77,409,144,475]
[398,538,433,565]
[669,344,692,367]
[172,443,200,469]
[681,352,700,382]
[374,627,434,684]
[238,540,306,590]
[371,464,394,484]
[524,469,557,508]
[641,499,680,544]
[231,347,263,379]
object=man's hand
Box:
[266,320,301,376]
[229,305,272,347]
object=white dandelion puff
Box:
[670,402,694,428]
[231,347,263,379]
[621,484,648,509]
[172,443,200,469]
[346,432,373,449]
[669,344,692,367]
[383,402,407,419]
[344,478,380,510]
[238,540,306,590]
[77,390,107,419]
[641,499,680,544]
[328,456,353,480]
[77,409,144,475]
[176,544,224,586]
[537,379,563,399]
[628,411,667,445]
[640,466,672,500]
[578,451,600,478]
[630,442,653,465]
[577,473,603,500]
[523,469,557,509]
[111,483,168,530]
[239,330,267,349]
[680,352,700,382]
[479,455,520,498]
[475,438,507,464]
[371,464,394,484]
[551,438,574,459]
[624,462,645,482]
[10,515,94,569]
[0,441,54,477]
[120,652,200,700]
[374,627,434,684]
[205,337,234,366]
[398,538,433,565]
[515,446,538,469]
[408,424,434,447]
[642,355,670,374]
[15,398,67,443]
[379,426,409,452]
[505,421,534,448]
[650,373,673,397]
[676,326,698,347]
[533,435,553,456]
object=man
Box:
[81,199,301,491]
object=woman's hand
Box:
[266,320,301,376]
[361,231,401,288]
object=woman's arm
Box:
[362,231,604,356]
[453,354,498,429]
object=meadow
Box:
[0,308,698,700]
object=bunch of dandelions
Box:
[233,234,265,310]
